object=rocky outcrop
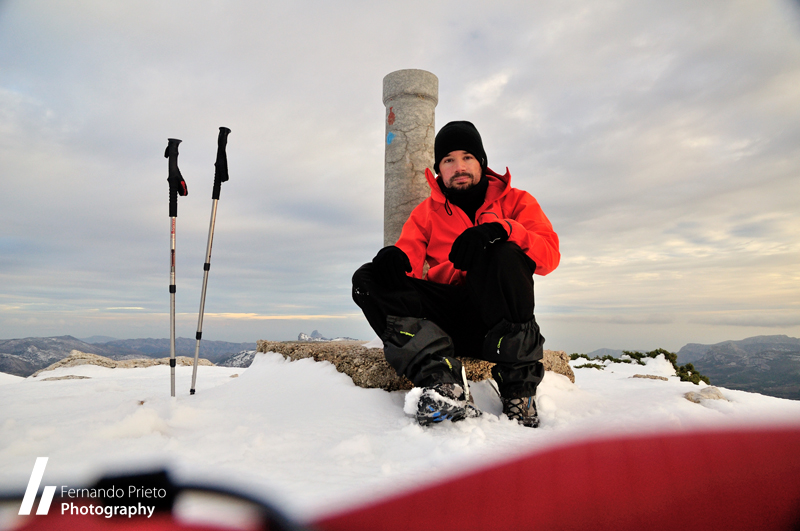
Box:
[31,350,213,377]
[256,340,575,391]
[542,350,574,383]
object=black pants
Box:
[352,242,545,398]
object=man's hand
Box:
[449,222,508,271]
[372,246,412,288]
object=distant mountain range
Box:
[297,330,359,342]
[676,335,800,362]
[0,336,256,377]
[80,335,119,344]
[98,337,257,361]
[676,335,800,400]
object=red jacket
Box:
[395,167,560,285]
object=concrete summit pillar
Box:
[382,69,438,247]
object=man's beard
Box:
[446,171,479,191]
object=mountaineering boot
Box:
[416,383,481,426]
[502,396,540,428]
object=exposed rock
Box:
[632,374,669,381]
[256,341,575,391]
[40,375,92,381]
[32,351,116,375]
[114,357,213,369]
[257,341,411,391]
[31,350,213,377]
[542,350,574,383]
[684,386,728,403]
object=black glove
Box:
[449,222,508,271]
[372,246,412,288]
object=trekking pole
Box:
[190,127,231,395]
[166,138,188,397]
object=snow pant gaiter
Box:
[382,316,463,388]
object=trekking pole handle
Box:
[165,138,188,217]
[212,127,231,200]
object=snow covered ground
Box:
[1,350,799,524]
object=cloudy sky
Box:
[1,0,799,354]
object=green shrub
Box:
[574,363,605,370]
[675,362,711,385]
[622,350,647,365]
[646,348,678,366]
[600,354,631,364]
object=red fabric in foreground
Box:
[313,427,800,531]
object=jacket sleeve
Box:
[490,189,560,276]
[394,204,430,280]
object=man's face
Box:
[439,150,482,191]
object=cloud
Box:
[548,314,676,326]
[692,312,800,328]
[464,72,511,109]
[1,0,799,352]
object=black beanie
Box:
[433,121,487,174]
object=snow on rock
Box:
[217,349,257,368]
[30,350,214,377]
[685,386,729,403]
[0,351,799,524]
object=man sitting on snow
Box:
[352,121,560,428]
